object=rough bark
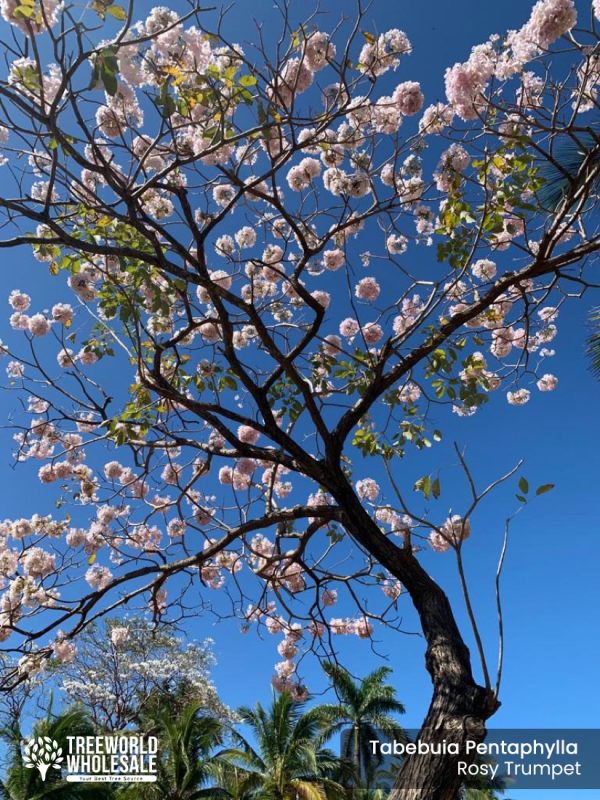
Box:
[325,472,499,800]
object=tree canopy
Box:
[0,0,597,797]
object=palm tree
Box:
[587,306,600,377]
[536,131,600,382]
[205,763,257,800]
[317,664,406,787]
[223,691,348,800]
[117,702,225,800]
[0,708,114,800]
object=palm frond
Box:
[587,306,600,377]
[537,128,600,210]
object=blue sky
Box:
[0,0,599,797]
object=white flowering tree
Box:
[0,0,598,797]
[57,617,231,730]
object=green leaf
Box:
[107,4,127,19]
[516,494,527,504]
[535,483,555,496]
[415,475,432,500]
[239,74,257,87]
[14,5,34,17]
[218,375,238,391]
[518,476,529,494]
[432,478,441,500]
[101,67,118,96]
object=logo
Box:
[22,734,158,783]
[23,736,64,781]
[65,735,158,783]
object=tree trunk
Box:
[325,474,499,800]
[353,722,361,792]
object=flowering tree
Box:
[57,617,230,730]
[0,0,598,797]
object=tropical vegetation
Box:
[0,665,507,800]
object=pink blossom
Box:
[198,322,221,343]
[472,259,497,281]
[197,270,233,303]
[322,588,338,607]
[393,81,424,115]
[266,616,284,634]
[6,360,24,378]
[215,235,234,257]
[507,388,531,406]
[286,158,321,190]
[104,461,123,480]
[358,29,412,78]
[85,564,113,590]
[398,381,421,404]
[38,464,57,484]
[355,478,379,501]
[272,58,314,107]
[235,226,256,249]
[354,617,374,639]
[68,269,97,302]
[387,234,408,254]
[52,633,77,664]
[430,515,471,552]
[77,349,98,366]
[304,31,336,71]
[362,322,383,345]
[57,348,75,368]
[22,546,55,579]
[382,580,402,600]
[161,464,182,485]
[346,173,371,197]
[323,249,345,271]
[218,466,233,485]
[275,659,296,678]
[445,43,496,120]
[538,306,558,322]
[213,184,234,207]
[537,373,558,391]
[28,396,49,413]
[28,314,50,337]
[523,0,577,50]
[238,424,260,444]
[323,334,343,356]
[355,277,380,302]
[10,312,30,330]
[167,519,186,537]
[419,102,454,134]
[8,290,31,311]
[277,637,298,659]
[329,617,353,635]
[339,318,359,339]
[311,290,331,309]
[429,531,451,553]
[237,458,257,476]
[1,0,61,35]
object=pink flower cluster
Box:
[429,515,472,553]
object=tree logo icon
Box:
[23,736,64,781]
